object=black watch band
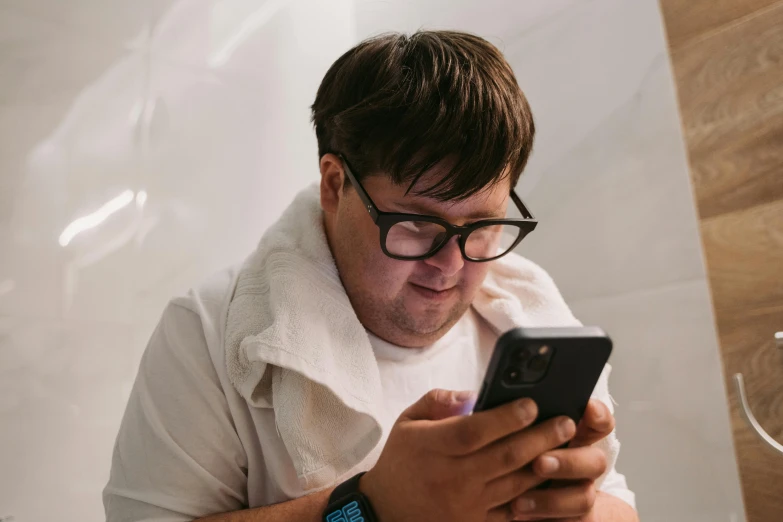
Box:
[328,471,366,504]
[323,471,379,522]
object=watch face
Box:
[324,493,372,522]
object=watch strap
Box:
[328,471,367,504]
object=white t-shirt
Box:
[104,266,635,521]
[367,305,496,451]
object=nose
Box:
[423,235,465,277]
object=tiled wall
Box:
[0,1,745,521]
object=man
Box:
[105,31,638,522]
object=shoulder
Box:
[494,252,562,290]
[170,264,241,317]
[106,265,251,518]
[492,252,572,309]
[474,252,580,330]
[142,264,242,382]
[166,265,241,344]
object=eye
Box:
[398,221,441,234]
[398,221,422,232]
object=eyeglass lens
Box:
[385,221,522,260]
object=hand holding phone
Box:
[359,327,615,522]
[360,389,577,522]
[472,326,615,519]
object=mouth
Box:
[409,282,457,301]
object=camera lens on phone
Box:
[504,367,523,384]
[514,349,530,362]
[528,355,547,373]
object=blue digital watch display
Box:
[322,472,378,522]
[324,494,373,521]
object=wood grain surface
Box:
[660,0,782,49]
[701,200,783,317]
[668,1,783,219]
[661,0,783,520]
[721,302,783,522]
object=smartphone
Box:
[473,326,612,426]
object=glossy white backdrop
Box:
[0,1,744,522]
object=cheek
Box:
[461,262,492,290]
[338,205,377,261]
[342,211,414,292]
[369,253,416,294]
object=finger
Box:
[425,397,539,456]
[510,481,596,520]
[400,388,476,422]
[474,416,576,480]
[532,446,607,480]
[571,399,614,447]
[483,467,545,508]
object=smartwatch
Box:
[322,471,379,522]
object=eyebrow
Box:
[387,199,505,220]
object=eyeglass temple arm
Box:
[511,190,535,220]
[337,154,380,221]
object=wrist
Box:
[323,471,381,522]
[358,469,387,521]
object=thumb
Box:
[401,388,476,422]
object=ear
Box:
[319,153,344,215]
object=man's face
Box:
[321,155,511,348]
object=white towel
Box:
[225,182,619,492]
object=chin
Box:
[404,302,465,336]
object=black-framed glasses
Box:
[336,154,538,262]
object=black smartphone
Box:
[473,326,612,426]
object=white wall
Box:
[0,1,354,520]
[0,1,744,522]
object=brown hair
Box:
[310,30,535,201]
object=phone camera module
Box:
[527,355,548,373]
[503,344,555,386]
[504,367,524,384]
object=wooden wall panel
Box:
[661,0,783,520]
[701,200,783,316]
[668,2,783,219]
[660,0,781,48]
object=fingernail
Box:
[538,455,559,474]
[516,398,536,421]
[515,497,536,514]
[558,417,576,439]
[593,401,604,421]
